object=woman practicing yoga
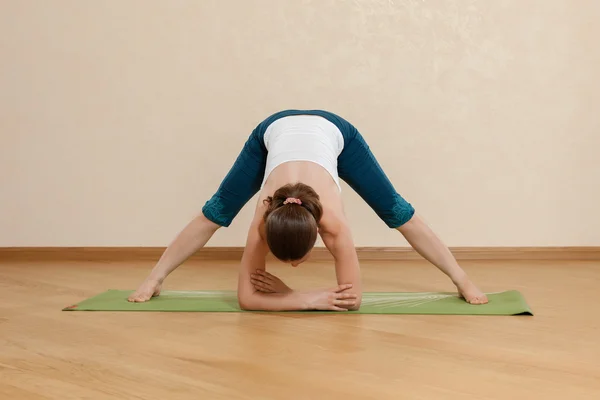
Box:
[128,109,488,310]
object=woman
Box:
[128,109,488,310]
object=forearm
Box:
[238,290,308,311]
[322,227,363,310]
[397,214,466,284]
[333,254,362,310]
[148,214,220,281]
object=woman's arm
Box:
[319,216,363,310]
[237,222,304,311]
[237,219,357,311]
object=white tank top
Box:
[261,115,345,191]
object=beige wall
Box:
[1,0,599,247]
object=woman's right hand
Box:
[304,284,358,311]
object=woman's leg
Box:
[128,214,221,302]
[395,215,488,304]
[129,127,268,302]
[201,128,268,227]
[337,128,415,228]
[337,128,488,304]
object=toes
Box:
[468,297,488,305]
[129,295,150,303]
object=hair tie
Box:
[283,197,302,205]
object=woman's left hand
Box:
[250,270,292,294]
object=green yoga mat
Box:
[63,290,533,315]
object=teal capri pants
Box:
[201,109,415,228]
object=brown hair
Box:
[263,182,324,262]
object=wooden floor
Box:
[1,259,599,399]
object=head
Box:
[263,182,323,266]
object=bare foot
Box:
[455,278,488,305]
[128,278,162,302]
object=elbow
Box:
[239,300,254,311]
[239,300,250,311]
[348,296,363,311]
[238,293,254,311]
[238,290,265,311]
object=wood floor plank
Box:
[1,260,599,399]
